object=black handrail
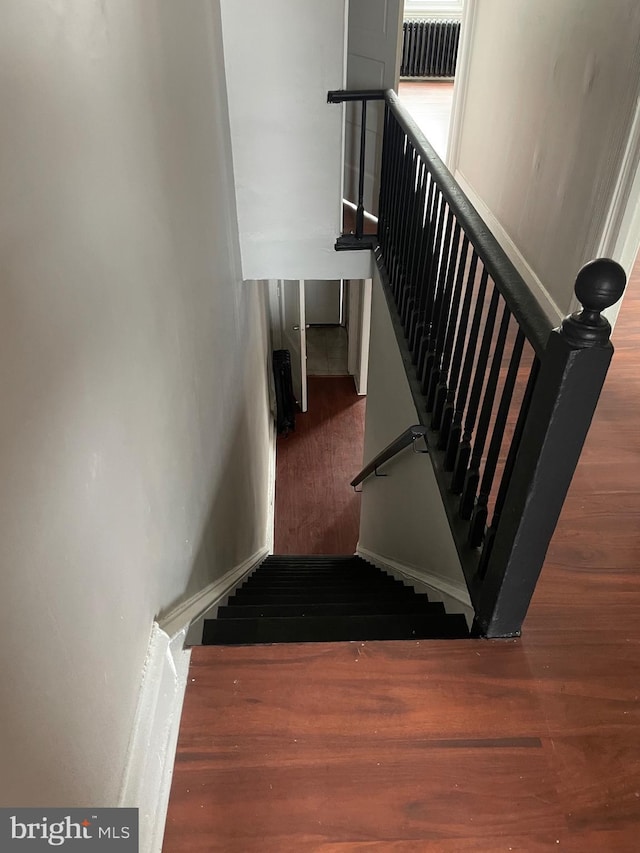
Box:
[328,88,551,355]
[351,425,428,489]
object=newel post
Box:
[476,259,626,638]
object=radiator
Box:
[401,20,461,78]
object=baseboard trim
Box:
[118,623,191,853]
[158,546,269,641]
[357,545,474,625]
[119,546,269,852]
[454,171,564,326]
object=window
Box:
[404,0,464,15]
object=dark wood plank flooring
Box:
[274,376,365,555]
[164,265,640,850]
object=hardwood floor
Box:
[163,267,640,850]
[398,81,455,161]
[273,376,365,555]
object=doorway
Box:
[270,278,371,554]
[274,278,371,411]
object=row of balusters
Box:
[377,106,541,565]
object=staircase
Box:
[202,555,469,644]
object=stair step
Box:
[228,588,420,604]
[246,575,387,585]
[258,560,378,572]
[203,613,469,644]
[263,555,359,561]
[239,577,407,590]
[258,564,371,572]
[218,600,445,618]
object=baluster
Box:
[355,99,367,239]
[377,103,391,253]
[406,155,427,334]
[399,156,425,330]
[395,143,414,313]
[451,284,500,494]
[404,164,430,350]
[386,117,404,294]
[440,250,479,450]
[393,138,414,306]
[469,328,526,548]
[412,191,447,362]
[459,300,511,518]
[416,208,455,383]
[432,235,470,430]
[444,263,486,468]
[408,177,439,358]
[407,170,435,354]
[386,123,402,298]
[477,356,539,576]
[421,217,461,404]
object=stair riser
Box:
[248,569,383,577]
[241,577,404,589]
[229,591,420,603]
[204,613,469,644]
[218,601,445,618]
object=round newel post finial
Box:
[561,258,626,347]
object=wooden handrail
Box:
[351,425,427,489]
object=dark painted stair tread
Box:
[239,577,409,590]
[262,555,359,561]
[247,566,387,575]
[245,574,394,585]
[228,589,422,603]
[203,613,469,644]
[217,599,446,618]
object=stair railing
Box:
[329,88,626,638]
[351,425,428,490]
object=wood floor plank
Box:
[398,81,454,160]
[274,377,365,554]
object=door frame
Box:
[347,278,372,395]
[279,279,308,413]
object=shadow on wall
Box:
[155,328,273,622]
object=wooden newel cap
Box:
[561,258,626,347]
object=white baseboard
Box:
[454,171,564,327]
[357,545,474,628]
[119,545,269,853]
[118,623,191,853]
[158,546,269,641]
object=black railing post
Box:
[355,99,367,239]
[326,89,385,252]
[475,259,626,638]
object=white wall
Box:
[358,270,469,607]
[450,0,640,316]
[0,0,272,806]
[219,0,373,282]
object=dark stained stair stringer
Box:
[202,555,469,645]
